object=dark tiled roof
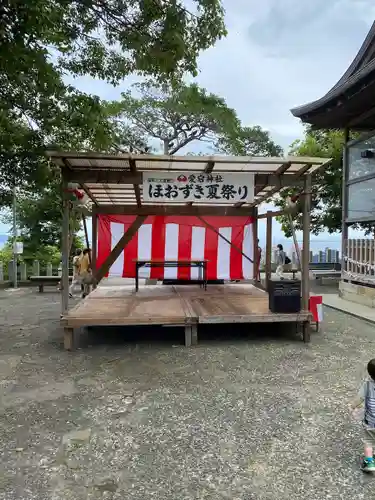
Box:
[290,22,375,129]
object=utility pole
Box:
[12,185,17,288]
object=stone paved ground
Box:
[0,287,374,499]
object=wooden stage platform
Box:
[61,284,312,349]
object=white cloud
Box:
[64,0,373,152]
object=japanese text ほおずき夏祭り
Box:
[143,172,254,204]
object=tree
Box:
[2,0,226,90]
[1,0,227,196]
[106,80,241,154]
[1,176,84,258]
[0,238,63,267]
[217,125,283,157]
[274,127,344,237]
[2,0,226,135]
[1,0,228,257]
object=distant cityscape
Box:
[269,247,341,265]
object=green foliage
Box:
[106,80,241,154]
[1,0,226,197]
[0,244,13,266]
[0,0,227,248]
[1,173,84,256]
[0,238,62,266]
[275,127,344,236]
[217,125,283,156]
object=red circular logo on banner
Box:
[177,174,188,182]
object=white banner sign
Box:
[143,171,254,204]
[13,242,23,254]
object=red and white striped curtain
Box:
[97,215,254,281]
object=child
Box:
[352,359,375,472]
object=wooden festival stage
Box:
[61,283,312,349]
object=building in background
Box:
[291,21,375,306]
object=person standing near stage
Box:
[68,248,82,298]
[79,248,92,298]
[256,239,262,282]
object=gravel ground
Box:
[0,286,374,499]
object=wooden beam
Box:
[66,169,142,184]
[61,175,70,315]
[252,207,258,279]
[129,158,142,207]
[348,106,375,127]
[96,205,256,217]
[265,211,272,289]
[66,170,304,188]
[255,163,290,195]
[91,206,97,288]
[204,161,215,173]
[82,213,90,252]
[197,216,253,263]
[80,184,98,205]
[257,209,284,220]
[103,183,116,204]
[94,215,147,283]
[341,127,349,279]
[302,175,311,311]
[48,150,326,166]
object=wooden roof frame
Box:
[48,151,331,217]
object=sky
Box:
[2,0,374,249]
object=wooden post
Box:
[253,207,258,280]
[302,175,311,312]
[64,328,74,351]
[82,214,90,251]
[95,215,147,284]
[91,207,97,288]
[184,325,192,347]
[61,176,70,316]
[341,128,349,279]
[265,211,272,289]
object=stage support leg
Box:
[185,325,192,347]
[64,328,74,351]
[302,322,310,343]
[191,324,198,345]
